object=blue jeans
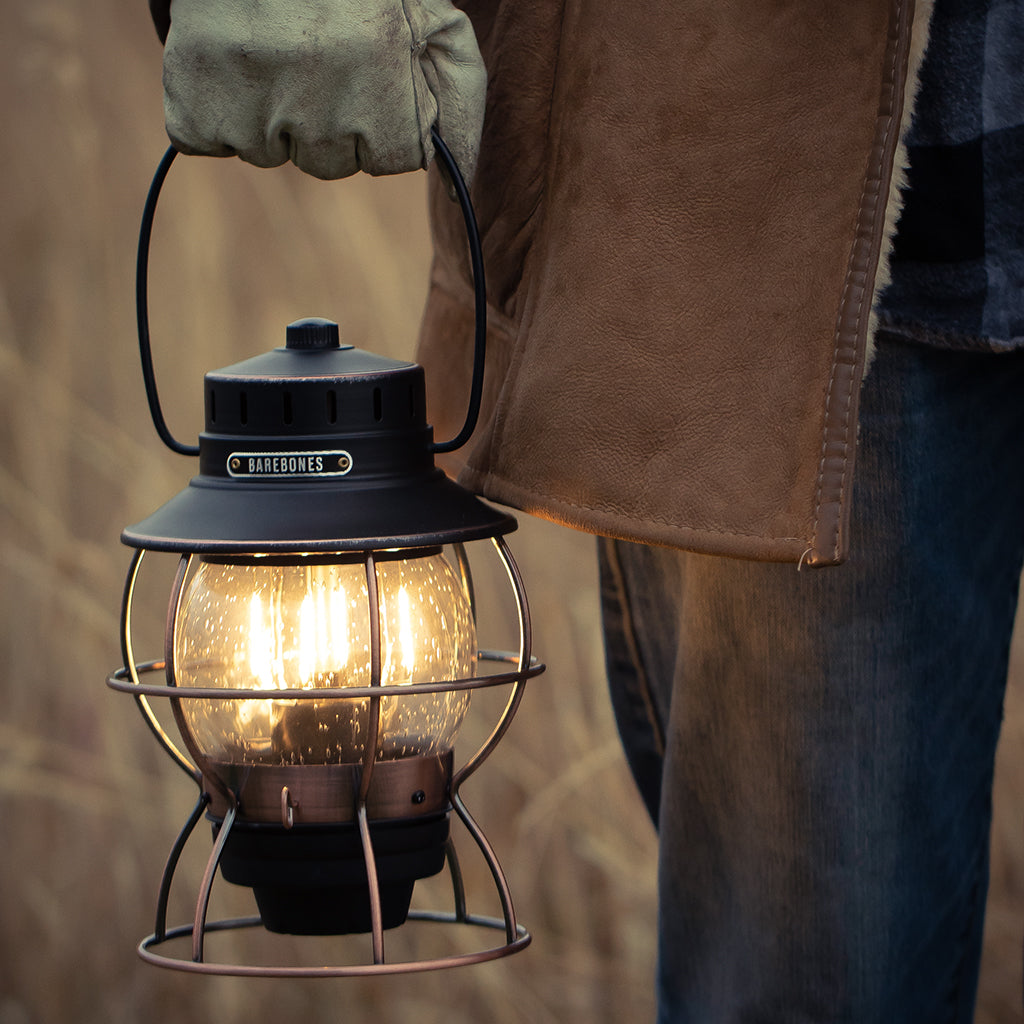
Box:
[599,337,1024,1023]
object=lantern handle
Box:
[135,129,487,458]
[428,130,487,455]
[135,146,197,457]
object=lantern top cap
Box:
[285,317,342,351]
[205,323,415,383]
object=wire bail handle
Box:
[135,128,487,458]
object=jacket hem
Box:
[457,465,813,565]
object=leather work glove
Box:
[162,0,486,184]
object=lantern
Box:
[108,140,544,975]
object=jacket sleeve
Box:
[149,0,171,43]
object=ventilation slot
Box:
[327,390,337,424]
[239,391,248,426]
[283,391,293,425]
[373,387,383,422]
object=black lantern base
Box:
[212,813,451,936]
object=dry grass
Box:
[0,4,1020,1022]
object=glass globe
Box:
[172,551,476,766]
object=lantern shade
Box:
[121,325,517,552]
[122,468,515,553]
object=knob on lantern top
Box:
[286,317,341,351]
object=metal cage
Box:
[108,535,544,976]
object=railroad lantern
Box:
[108,139,544,976]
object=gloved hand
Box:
[162,0,486,184]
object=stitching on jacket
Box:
[473,468,807,545]
[811,0,907,562]
[812,273,853,558]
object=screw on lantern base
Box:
[214,813,451,936]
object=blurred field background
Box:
[0,3,1022,1023]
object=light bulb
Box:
[173,551,476,766]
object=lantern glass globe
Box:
[172,551,477,766]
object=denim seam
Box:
[944,539,1024,1022]
[602,538,666,760]
[943,839,988,1023]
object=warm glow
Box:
[173,552,477,766]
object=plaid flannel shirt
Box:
[877,0,1024,351]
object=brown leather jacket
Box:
[147,0,929,566]
[418,0,931,566]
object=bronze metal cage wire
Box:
[107,536,545,976]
